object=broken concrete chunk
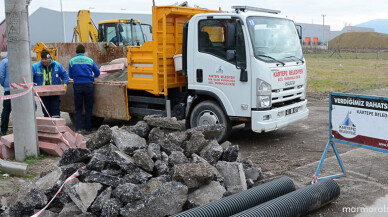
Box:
[187,124,224,140]
[68,182,102,213]
[112,128,146,155]
[216,161,247,194]
[148,127,166,144]
[86,125,112,151]
[159,139,183,155]
[161,151,169,162]
[172,163,214,189]
[123,167,152,184]
[220,141,232,150]
[109,150,137,172]
[239,157,254,169]
[184,131,209,157]
[33,209,58,217]
[101,198,123,217]
[119,182,188,217]
[36,166,62,194]
[58,202,83,217]
[244,167,262,182]
[133,150,154,173]
[140,179,163,196]
[101,169,123,177]
[186,181,226,209]
[83,171,125,187]
[112,183,142,203]
[154,160,170,176]
[90,187,112,214]
[123,121,151,138]
[221,145,239,162]
[167,131,188,148]
[147,143,161,161]
[58,148,91,167]
[199,140,223,165]
[191,154,224,182]
[168,151,189,167]
[59,163,86,182]
[144,115,183,131]
[6,181,48,214]
[86,151,107,172]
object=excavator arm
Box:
[73,10,98,42]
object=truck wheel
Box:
[69,113,104,129]
[189,100,231,143]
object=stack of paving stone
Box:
[0,117,85,159]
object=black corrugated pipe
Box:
[173,176,295,217]
[231,178,340,217]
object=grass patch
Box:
[24,153,47,165]
[305,55,388,92]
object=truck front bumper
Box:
[251,100,309,133]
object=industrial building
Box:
[0,7,377,51]
[295,23,330,46]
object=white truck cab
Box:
[184,6,309,141]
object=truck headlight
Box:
[256,79,272,108]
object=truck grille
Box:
[272,85,304,107]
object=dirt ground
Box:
[1,89,388,216]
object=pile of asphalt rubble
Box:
[1,116,262,217]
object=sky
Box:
[0,0,387,31]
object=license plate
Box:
[286,107,298,115]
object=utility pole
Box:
[5,0,39,161]
[322,14,326,47]
[60,0,66,42]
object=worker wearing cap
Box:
[69,44,100,133]
[32,49,69,118]
[0,57,11,135]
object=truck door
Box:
[193,17,251,117]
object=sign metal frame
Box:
[314,92,388,182]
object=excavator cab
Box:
[72,10,147,47]
[98,19,145,46]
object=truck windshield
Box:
[247,17,303,62]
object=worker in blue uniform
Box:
[32,49,69,118]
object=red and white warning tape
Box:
[0,82,34,101]
[9,82,32,90]
[31,166,85,217]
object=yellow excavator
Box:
[72,10,150,46]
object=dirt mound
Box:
[329,32,388,49]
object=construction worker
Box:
[32,49,69,118]
[69,44,100,133]
[0,57,10,135]
[110,24,128,45]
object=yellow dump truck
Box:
[35,5,309,142]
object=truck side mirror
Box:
[226,50,236,61]
[240,68,248,82]
[226,23,236,49]
[296,25,302,41]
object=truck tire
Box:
[69,113,104,129]
[189,100,231,143]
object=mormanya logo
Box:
[338,112,357,138]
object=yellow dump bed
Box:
[127,6,220,96]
